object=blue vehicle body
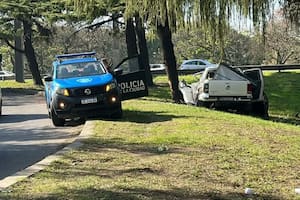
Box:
[44,52,122,126]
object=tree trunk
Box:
[125,18,139,72]
[157,19,182,103]
[14,20,24,83]
[23,20,43,85]
[135,16,153,86]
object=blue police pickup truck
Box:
[44,52,123,126]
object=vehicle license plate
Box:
[81,98,97,104]
[219,97,234,101]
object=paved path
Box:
[0,94,82,180]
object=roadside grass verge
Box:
[0,79,43,95]
[1,71,300,199]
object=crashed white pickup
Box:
[179,63,269,118]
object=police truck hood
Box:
[54,74,113,88]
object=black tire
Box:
[47,103,51,118]
[0,99,2,116]
[74,117,86,124]
[197,101,212,108]
[50,107,65,126]
[252,93,269,119]
[111,104,123,119]
[262,93,269,119]
[240,103,252,115]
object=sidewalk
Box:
[0,120,94,190]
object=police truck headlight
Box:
[56,88,70,96]
[105,82,116,92]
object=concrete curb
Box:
[0,120,94,191]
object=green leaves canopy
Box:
[125,0,273,40]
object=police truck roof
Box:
[54,51,98,66]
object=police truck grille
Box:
[70,86,106,97]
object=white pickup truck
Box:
[179,63,269,118]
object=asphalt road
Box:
[0,93,82,180]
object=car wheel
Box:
[0,99,2,116]
[262,93,269,119]
[252,94,269,119]
[50,106,65,126]
[47,103,51,118]
[111,104,123,119]
[197,101,212,108]
[240,103,252,115]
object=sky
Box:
[230,0,282,33]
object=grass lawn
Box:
[0,79,43,95]
[1,72,300,199]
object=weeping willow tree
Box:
[125,0,275,102]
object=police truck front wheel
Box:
[111,104,123,119]
[50,107,65,126]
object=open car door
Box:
[243,68,264,100]
[114,56,148,100]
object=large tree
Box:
[125,0,273,102]
[264,11,300,64]
[68,0,153,86]
[0,1,65,85]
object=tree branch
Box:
[64,14,123,52]
[5,39,25,53]
[32,18,52,37]
[282,51,294,64]
[86,13,123,30]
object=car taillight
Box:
[204,83,209,93]
[247,83,253,94]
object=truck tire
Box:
[240,103,252,115]
[252,93,269,119]
[47,103,51,118]
[262,93,269,119]
[196,101,212,108]
[50,107,65,126]
[111,104,123,119]
[0,99,2,116]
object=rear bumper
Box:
[198,94,252,109]
[52,90,121,119]
[199,93,252,102]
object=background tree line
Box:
[0,0,299,102]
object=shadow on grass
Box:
[83,137,184,156]
[148,84,172,100]
[123,110,191,124]
[97,109,198,124]
[3,186,282,200]
[269,115,300,126]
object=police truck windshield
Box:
[56,62,106,79]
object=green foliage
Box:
[68,0,125,20]
[0,0,75,42]
[0,45,13,71]
[126,0,272,50]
